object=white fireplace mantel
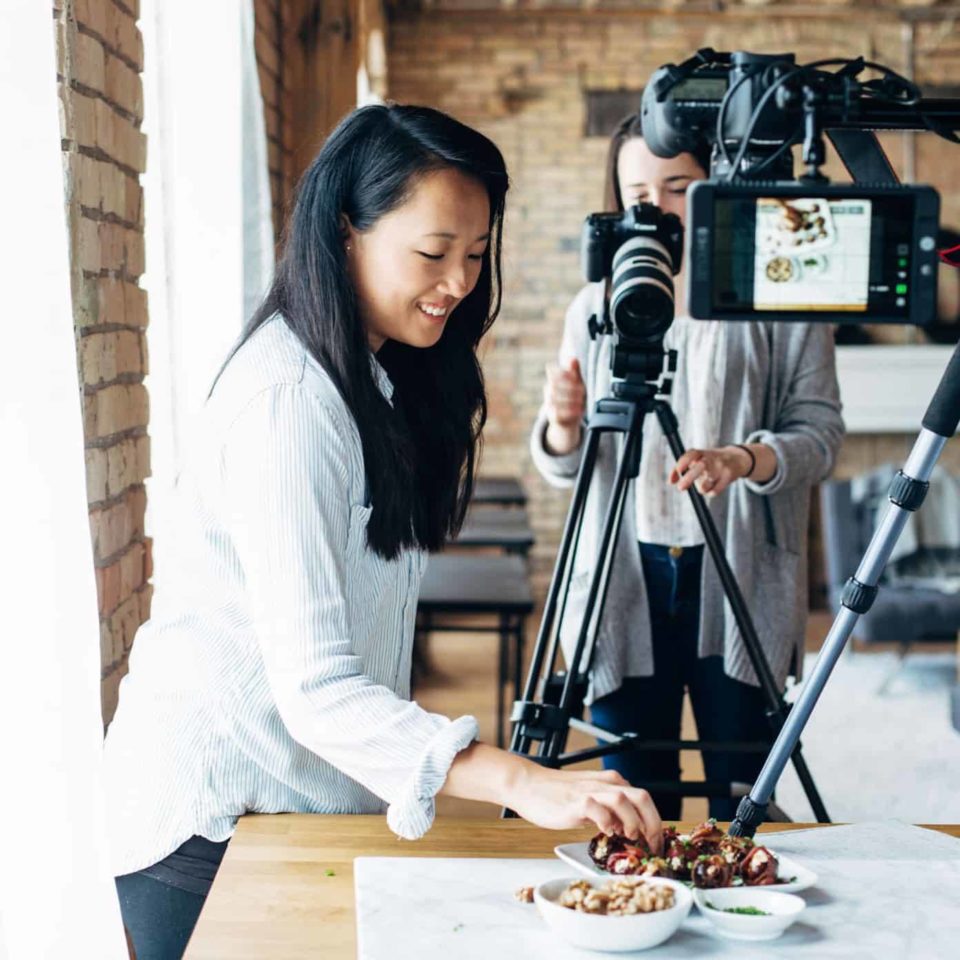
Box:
[835,344,956,434]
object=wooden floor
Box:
[416,610,839,822]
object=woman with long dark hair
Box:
[531,112,844,822]
[104,104,661,960]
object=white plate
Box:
[554,841,817,895]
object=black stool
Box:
[471,476,527,508]
[416,554,534,747]
[448,505,535,556]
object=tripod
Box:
[509,351,829,822]
[729,344,960,836]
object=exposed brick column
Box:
[56,0,150,725]
[255,0,292,245]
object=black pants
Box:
[115,835,229,960]
[589,542,769,821]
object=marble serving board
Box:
[354,822,960,959]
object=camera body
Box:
[581,203,683,347]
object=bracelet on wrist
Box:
[734,443,757,479]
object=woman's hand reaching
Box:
[505,764,663,853]
[670,443,777,495]
[440,743,662,854]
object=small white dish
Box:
[694,887,806,941]
[553,841,817,895]
[534,876,692,953]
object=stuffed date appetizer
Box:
[586,819,783,889]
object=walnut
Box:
[556,877,675,916]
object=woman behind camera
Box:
[105,104,662,960]
[531,112,844,821]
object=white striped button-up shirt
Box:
[103,315,478,877]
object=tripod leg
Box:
[510,427,602,754]
[731,417,954,836]
[653,400,831,823]
[543,403,648,759]
[509,395,647,767]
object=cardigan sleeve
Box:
[743,322,845,496]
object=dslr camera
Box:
[581,204,683,349]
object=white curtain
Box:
[0,3,127,956]
[141,0,275,583]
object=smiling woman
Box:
[104,103,663,960]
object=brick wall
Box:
[387,3,960,594]
[255,0,293,243]
[56,0,150,724]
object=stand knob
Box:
[588,313,610,340]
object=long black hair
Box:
[602,113,711,212]
[223,104,508,561]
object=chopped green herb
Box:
[453,923,464,932]
[706,902,770,916]
[324,869,336,877]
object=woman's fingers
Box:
[673,447,754,495]
[573,775,661,849]
[676,458,708,491]
[671,449,704,485]
[581,785,661,852]
[581,795,622,837]
[601,790,644,842]
[545,364,585,427]
[627,787,663,854]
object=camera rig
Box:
[641,48,959,184]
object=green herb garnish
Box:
[324,868,336,877]
[706,902,770,916]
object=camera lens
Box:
[610,237,675,344]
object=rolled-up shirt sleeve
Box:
[220,383,478,838]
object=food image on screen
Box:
[764,256,794,283]
[753,197,872,311]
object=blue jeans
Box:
[115,835,229,960]
[589,543,769,821]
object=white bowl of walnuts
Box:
[534,875,692,952]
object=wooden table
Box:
[185,815,960,958]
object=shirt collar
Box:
[369,351,394,402]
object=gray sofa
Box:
[819,478,960,702]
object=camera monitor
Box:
[686,182,940,325]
